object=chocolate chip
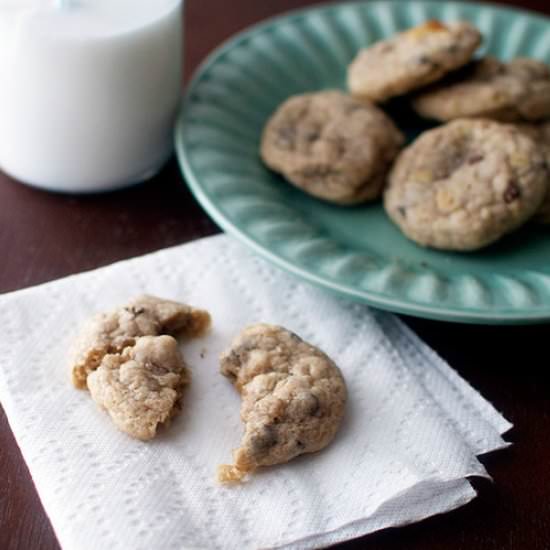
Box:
[418,56,439,69]
[148,362,169,376]
[287,330,301,343]
[125,306,145,317]
[296,440,305,449]
[231,341,257,363]
[276,126,296,149]
[299,166,335,180]
[227,350,240,365]
[304,129,320,143]
[225,370,237,383]
[327,136,347,157]
[467,154,484,165]
[306,394,321,417]
[503,181,521,203]
[447,44,459,54]
[398,206,407,218]
[250,426,278,452]
[493,63,507,76]
[537,161,549,173]
[378,43,395,54]
[344,103,365,115]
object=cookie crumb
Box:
[217,464,247,484]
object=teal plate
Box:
[176,0,550,324]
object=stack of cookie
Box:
[261,20,550,251]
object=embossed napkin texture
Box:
[0,234,510,550]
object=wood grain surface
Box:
[1,1,550,549]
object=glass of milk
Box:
[0,0,183,193]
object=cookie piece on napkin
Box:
[218,324,347,483]
[87,335,189,440]
[71,295,211,389]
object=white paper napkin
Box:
[0,235,511,550]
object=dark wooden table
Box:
[1,1,550,549]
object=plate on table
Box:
[176,0,550,324]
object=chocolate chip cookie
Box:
[384,119,547,251]
[87,335,188,440]
[71,295,211,389]
[413,57,550,122]
[260,90,404,204]
[218,324,347,483]
[348,20,481,103]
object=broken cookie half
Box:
[218,324,347,483]
[71,295,211,440]
[71,294,211,389]
[87,335,188,441]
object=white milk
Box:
[0,0,182,193]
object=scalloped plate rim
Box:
[176,0,550,325]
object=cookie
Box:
[260,90,404,204]
[218,324,347,483]
[71,295,210,389]
[348,20,481,103]
[384,119,548,251]
[87,335,188,440]
[413,57,550,122]
[518,121,550,223]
